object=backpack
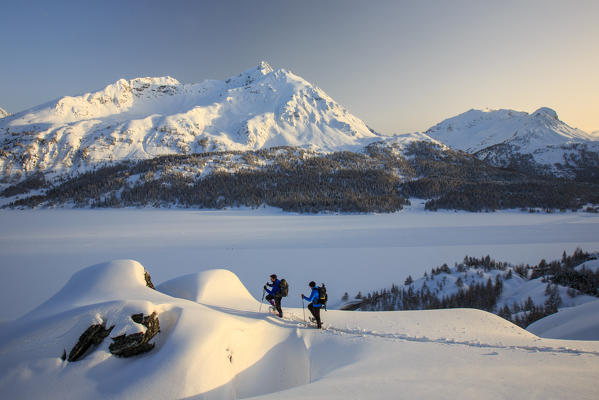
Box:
[318,284,328,309]
[279,279,289,297]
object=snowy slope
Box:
[527,299,599,340]
[426,107,595,153]
[367,131,449,157]
[425,107,599,175]
[1,260,598,399]
[575,259,599,272]
[0,62,379,182]
[356,257,599,336]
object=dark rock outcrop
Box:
[109,312,160,357]
[68,323,114,361]
[144,271,155,289]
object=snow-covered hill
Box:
[0,107,8,119]
[527,299,599,340]
[355,252,599,331]
[0,62,379,183]
[1,260,598,399]
[425,107,599,177]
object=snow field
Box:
[2,207,599,321]
[527,300,599,341]
[1,259,598,400]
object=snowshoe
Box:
[268,306,282,317]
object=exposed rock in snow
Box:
[68,323,114,361]
[144,271,155,289]
[109,311,160,357]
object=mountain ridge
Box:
[425,107,599,178]
[0,62,379,183]
[1,64,598,211]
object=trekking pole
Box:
[301,295,306,322]
[259,287,265,312]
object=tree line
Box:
[352,249,598,328]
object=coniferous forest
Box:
[354,249,599,328]
[4,142,599,213]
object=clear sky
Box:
[1,0,598,134]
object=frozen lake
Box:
[1,205,599,320]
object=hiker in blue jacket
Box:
[302,281,322,328]
[264,274,283,317]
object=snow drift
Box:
[1,260,598,399]
[157,269,259,310]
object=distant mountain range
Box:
[425,107,599,178]
[1,62,598,211]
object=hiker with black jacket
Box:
[264,274,283,317]
[302,281,323,328]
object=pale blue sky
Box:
[1,0,598,133]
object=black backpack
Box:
[279,279,289,297]
[318,284,328,310]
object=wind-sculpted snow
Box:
[0,62,378,183]
[1,260,599,399]
[157,269,259,310]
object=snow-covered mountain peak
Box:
[0,63,381,182]
[423,107,599,177]
[532,107,558,120]
[8,76,186,125]
[256,60,274,74]
[0,107,8,118]
[426,107,596,153]
[224,61,276,88]
[239,60,275,77]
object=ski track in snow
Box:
[215,305,599,358]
